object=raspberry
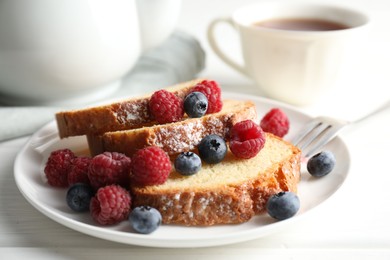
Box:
[88,152,131,190]
[229,120,266,159]
[260,108,290,138]
[90,185,131,225]
[131,146,172,186]
[149,89,184,124]
[191,80,223,114]
[44,149,75,187]
[67,157,91,186]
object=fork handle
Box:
[353,99,390,124]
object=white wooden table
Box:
[1,0,390,259]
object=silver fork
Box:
[291,99,390,157]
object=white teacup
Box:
[0,0,181,105]
[208,2,369,106]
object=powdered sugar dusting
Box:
[153,120,205,153]
[116,100,151,125]
[152,116,230,154]
[204,115,228,136]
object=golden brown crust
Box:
[87,100,257,157]
[131,187,255,226]
[130,134,301,226]
[55,79,204,138]
[249,144,301,214]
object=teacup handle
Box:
[207,17,249,77]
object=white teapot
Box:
[0,0,181,105]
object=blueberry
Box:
[198,134,227,164]
[184,92,208,118]
[266,191,300,220]
[174,152,202,176]
[129,206,162,234]
[66,183,94,212]
[307,151,336,177]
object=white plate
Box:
[14,92,350,248]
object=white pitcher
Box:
[0,0,181,105]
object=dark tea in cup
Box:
[254,18,349,31]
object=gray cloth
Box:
[0,31,206,141]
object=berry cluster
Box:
[44,150,132,190]
[44,146,169,232]
[173,119,267,177]
[149,80,222,124]
[172,108,291,176]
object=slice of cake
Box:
[131,133,301,226]
[87,100,257,157]
[55,79,205,138]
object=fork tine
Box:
[296,122,330,151]
[291,118,322,146]
[304,124,344,157]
